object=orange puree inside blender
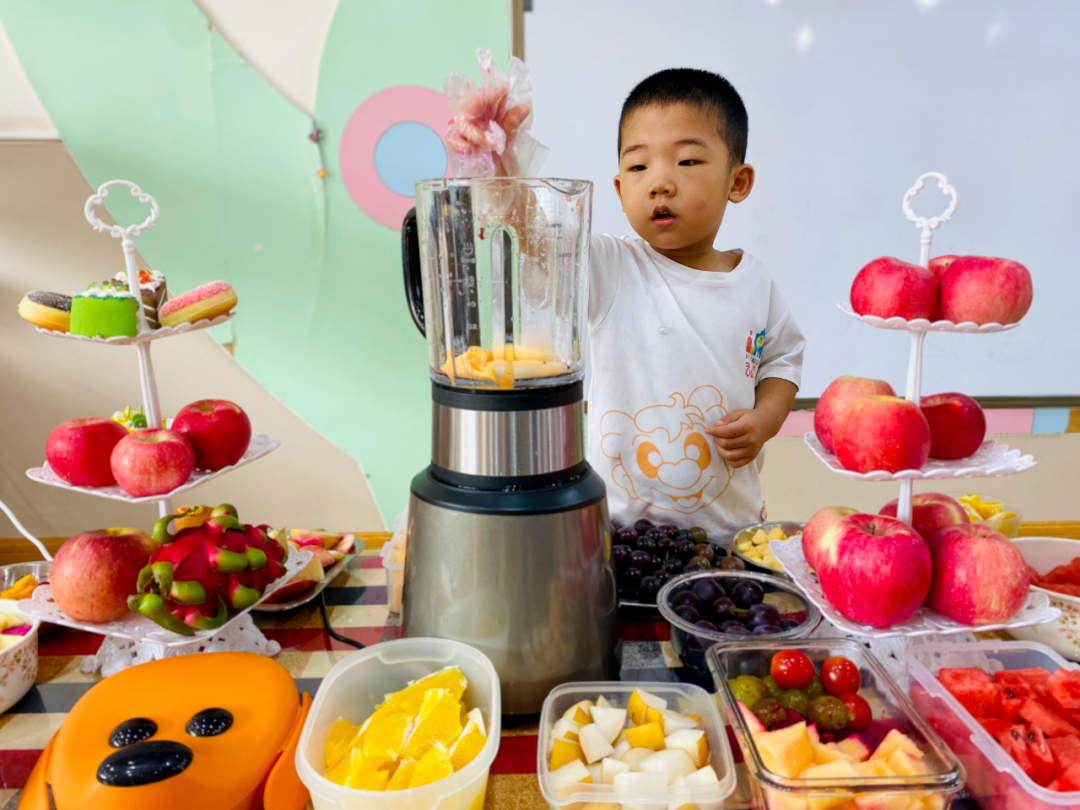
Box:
[442,345,568,388]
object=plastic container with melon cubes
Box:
[907,639,1080,810]
[537,680,737,809]
[296,637,501,810]
[710,639,965,810]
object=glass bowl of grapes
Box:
[657,569,820,677]
[611,518,735,608]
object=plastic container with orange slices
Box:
[297,637,501,810]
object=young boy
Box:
[589,68,805,540]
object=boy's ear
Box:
[728,163,755,204]
[613,175,624,208]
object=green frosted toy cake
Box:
[70,282,139,338]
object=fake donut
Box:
[18,290,72,332]
[159,281,237,328]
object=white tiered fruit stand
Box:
[15,180,301,676]
[770,172,1057,679]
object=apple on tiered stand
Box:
[768,172,1055,660]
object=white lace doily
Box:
[34,311,234,345]
[80,613,282,677]
[804,433,1037,481]
[26,434,279,503]
[17,548,311,648]
[837,303,1019,334]
[771,538,1059,640]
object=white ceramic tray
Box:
[253,548,356,613]
[34,311,234,345]
[837,303,1018,334]
[770,538,1059,639]
[804,432,1037,481]
[26,433,279,503]
[16,548,311,648]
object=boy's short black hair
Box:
[618,68,748,165]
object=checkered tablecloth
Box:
[0,543,982,809]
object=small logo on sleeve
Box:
[745,327,766,378]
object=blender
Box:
[400,178,619,714]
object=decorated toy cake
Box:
[70,281,139,338]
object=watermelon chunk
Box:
[979,717,1015,739]
[1019,698,1080,738]
[939,667,1000,718]
[1058,761,1080,792]
[1028,727,1057,787]
[1049,669,1080,713]
[995,668,1052,699]
[999,690,1024,722]
[1047,735,1080,777]
[998,725,1039,783]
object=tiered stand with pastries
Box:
[770,172,1056,676]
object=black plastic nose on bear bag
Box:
[96,740,194,786]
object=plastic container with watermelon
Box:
[908,639,1080,810]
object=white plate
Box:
[34,311,234,345]
[16,548,311,647]
[838,303,1019,333]
[804,433,1037,481]
[253,550,356,613]
[26,434,279,503]
[770,538,1059,639]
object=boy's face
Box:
[615,102,752,253]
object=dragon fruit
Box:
[128,504,287,635]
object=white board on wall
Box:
[526,0,1080,397]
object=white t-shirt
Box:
[587,234,805,543]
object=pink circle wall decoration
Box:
[339,85,453,230]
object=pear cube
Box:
[628,689,668,725]
[660,709,700,734]
[596,694,613,709]
[579,723,615,764]
[564,699,595,725]
[601,755,630,784]
[638,748,697,784]
[590,705,629,744]
[664,728,710,768]
[620,747,655,770]
[551,758,592,786]
[611,739,632,761]
[550,718,582,749]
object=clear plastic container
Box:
[296,637,501,810]
[907,639,1080,810]
[537,680,737,810]
[381,535,406,614]
[710,639,965,810]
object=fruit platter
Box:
[255,528,358,612]
[731,520,804,577]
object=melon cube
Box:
[638,748,697,784]
[837,735,871,762]
[801,760,859,810]
[551,758,592,786]
[590,705,629,743]
[579,723,615,763]
[852,794,911,810]
[665,728,710,768]
[871,729,924,762]
[763,788,811,810]
[550,737,587,770]
[564,699,595,725]
[628,689,668,725]
[601,756,630,784]
[887,749,928,777]
[807,723,821,745]
[754,722,814,778]
[627,721,666,751]
[853,758,893,778]
[812,741,858,765]
[621,747,655,770]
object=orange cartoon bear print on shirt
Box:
[601,385,735,514]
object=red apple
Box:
[171,400,252,472]
[816,513,931,628]
[879,492,969,541]
[110,429,195,497]
[814,376,896,453]
[926,524,1029,625]
[802,506,859,569]
[46,417,128,487]
[939,256,1032,325]
[928,255,961,321]
[920,392,986,459]
[833,396,931,474]
[50,528,159,622]
[850,257,937,321]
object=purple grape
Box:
[660,524,679,538]
[629,549,653,572]
[711,597,737,624]
[695,619,718,633]
[634,519,654,535]
[617,527,639,545]
[675,529,695,543]
[664,558,685,575]
[779,619,801,631]
[691,578,723,604]
[753,624,783,636]
[653,569,672,585]
[732,581,765,609]
[622,567,644,592]
[612,544,632,570]
[720,622,752,637]
[694,544,716,564]
[672,590,701,609]
[748,603,782,625]
[617,584,635,600]
[684,563,705,574]
[675,539,698,561]
[675,605,701,623]
[687,556,712,569]
[708,542,727,559]
[636,535,657,554]
[646,527,666,541]
[638,576,662,604]
[650,555,664,572]
[656,537,676,559]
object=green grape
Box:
[779,689,809,715]
[807,696,849,730]
[762,675,784,700]
[729,675,767,708]
[751,697,787,729]
[804,674,826,699]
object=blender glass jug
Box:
[403,178,591,389]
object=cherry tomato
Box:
[821,656,861,696]
[771,650,815,691]
[840,692,872,733]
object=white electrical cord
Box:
[0,497,53,561]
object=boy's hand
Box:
[705,410,770,469]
